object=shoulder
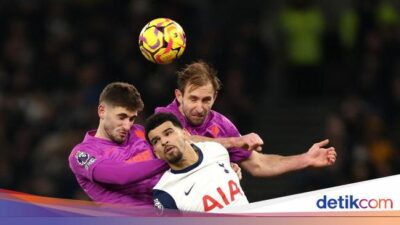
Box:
[69,141,99,161]
[155,100,177,114]
[130,124,146,139]
[193,142,228,156]
[153,170,179,211]
[155,107,181,120]
[68,132,106,170]
[206,110,240,136]
[68,145,100,175]
[155,105,172,113]
[69,130,102,156]
[210,110,236,126]
[132,124,145,131]
[153,170,174,189]
[153,189,178,210]
[206,110,238,132]
[195,141,225,149]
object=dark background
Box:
[0,0,399,203]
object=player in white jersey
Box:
[145,113,249,213]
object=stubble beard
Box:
[184,109,205,126]
[167,150,183,164]
[104,125,125,144]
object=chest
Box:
[160,155,245,212]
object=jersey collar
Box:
[170,144,204,174]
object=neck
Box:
[169,142,199,170]
[177,102,185,118]
[94,122,110,141]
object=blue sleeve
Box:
[153,189,178,211]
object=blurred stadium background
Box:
[0,0,399,203]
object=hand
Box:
[238,133,264,152]
[306,139,337,167]
[230,162,242,180]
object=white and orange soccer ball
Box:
[138,18,186,64]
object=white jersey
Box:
[153,141,249,213]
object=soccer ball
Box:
[138,18,186,64]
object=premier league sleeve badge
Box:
[76,151,96,170]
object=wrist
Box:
[222,137,235,149]
[300,152,312,168]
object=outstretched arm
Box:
[189,133,264,151]
[240,139,336,177]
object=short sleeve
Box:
[153,189,178,210]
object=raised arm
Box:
[240,139,337,177]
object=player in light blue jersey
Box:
[145,113,249,212]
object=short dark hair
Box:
[177,60,221,93]
[145,113,183,144]
[99,82,144,111]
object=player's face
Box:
[101,105,137,144]
[176,82,216,126]
[148,121,187,164]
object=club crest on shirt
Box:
[154,198,164,215]
[75,151,96,170]
[217,161,229,174]
[211,125,220,137]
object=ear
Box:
[98,104,105,119]
[175,89,183,104]
[213,91,218,101]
